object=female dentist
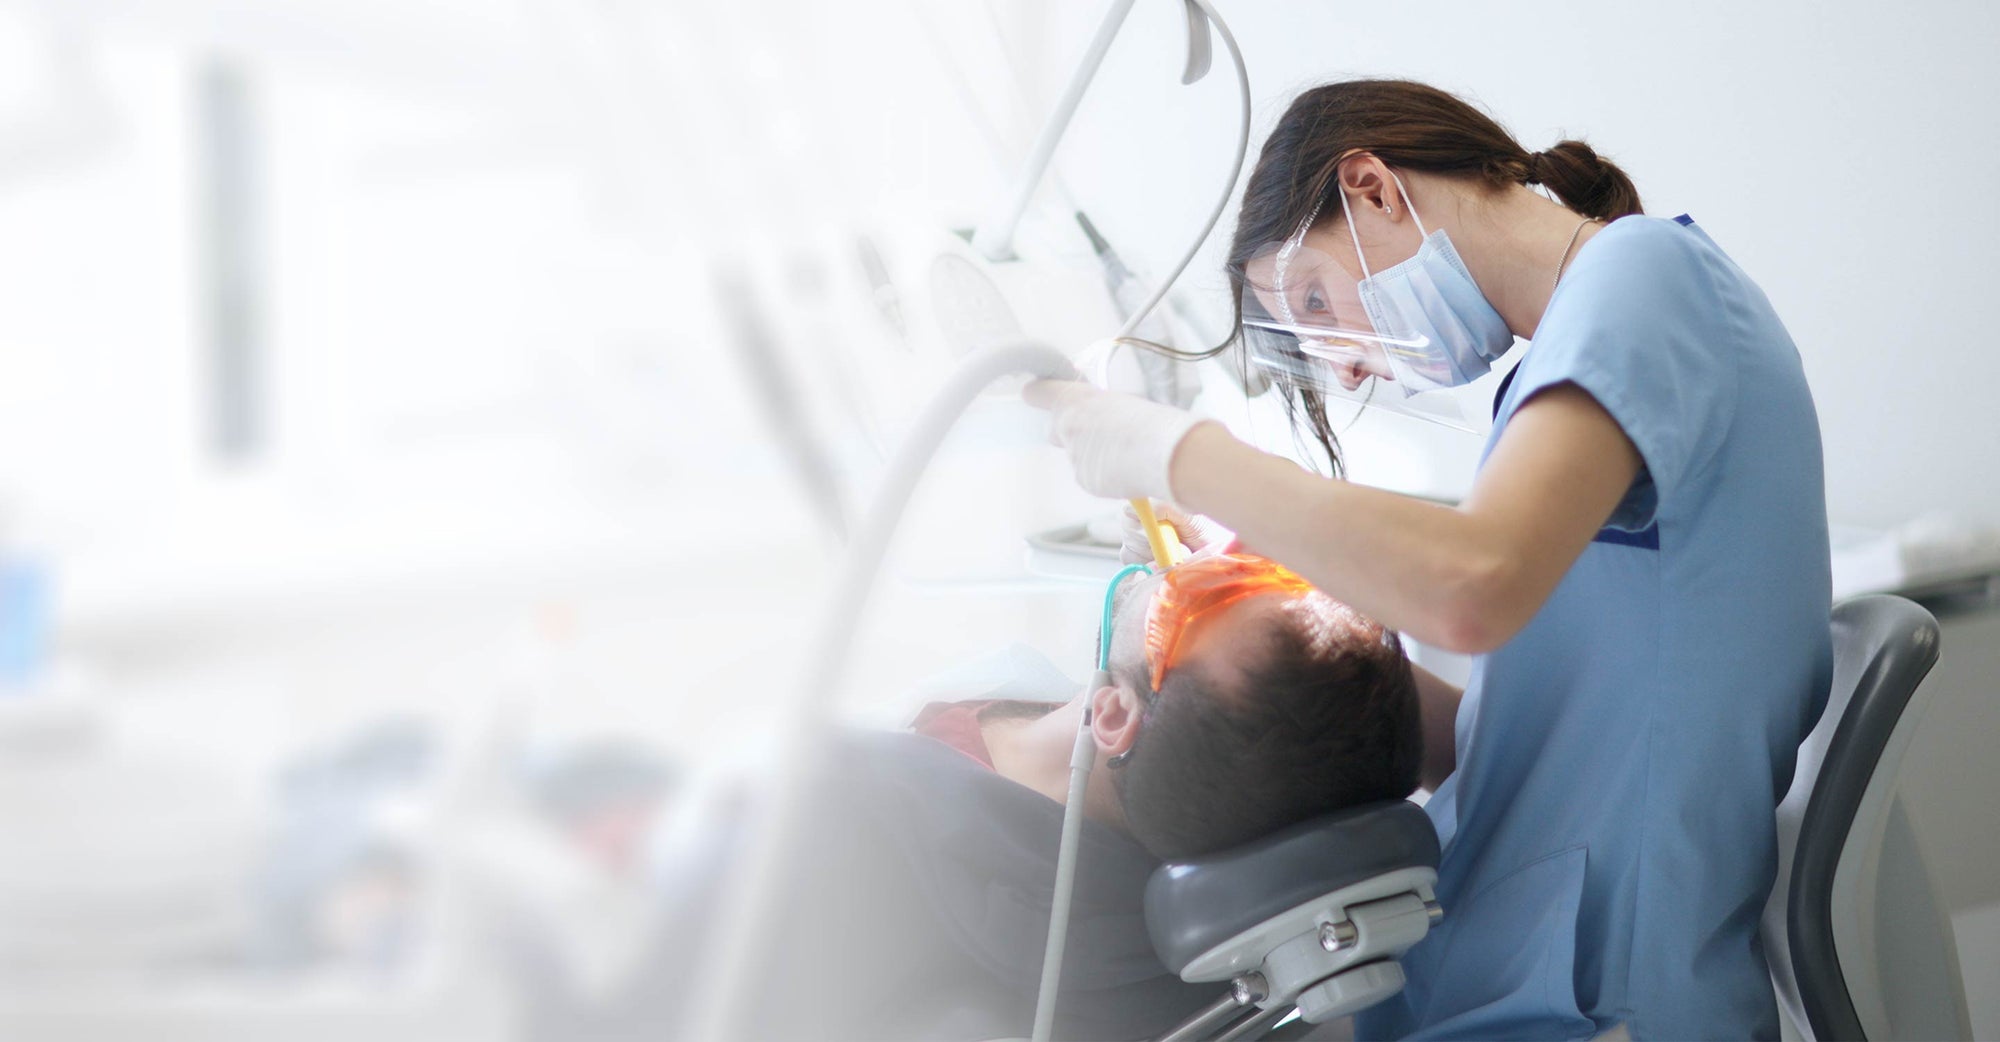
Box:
[1025,80,1831,1040]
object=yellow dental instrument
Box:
[1129,498,1183,570]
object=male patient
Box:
[914,551,1423,862]
[543,553,1423,1041]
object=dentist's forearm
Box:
[1172,422,1465,787]
[1169,423,1516,652]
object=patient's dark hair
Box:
[1111,598,1421,861]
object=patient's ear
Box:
[1089,684,1145,759]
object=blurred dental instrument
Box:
[692,341,1079,1042]
[960,0,1252,586]
[978,0,1253,1029]
[855,234,910,348]
[966,0,1248,363]
[695,3,1251,1040]
[711,264,852,543]
[1076,211,1195,410]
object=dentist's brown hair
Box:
[1227,79,1642,471]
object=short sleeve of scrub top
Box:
[1357,216,1834,1041]
[1501,221,1739,534]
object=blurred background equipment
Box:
[0,0,1996,1039]
[0,718,264,981]
[0,500,52,691]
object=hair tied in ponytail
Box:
[1525,150,1552,186]
[1221,80,1645,470]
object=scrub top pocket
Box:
[1411,845,1596,1040]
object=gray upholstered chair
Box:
[1141,799,1442,1040]
[1765,594,1971,1041]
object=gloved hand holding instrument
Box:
[1119,500,1232,566]
[1020,377,1221,565]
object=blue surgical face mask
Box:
[1340,173,1515,394]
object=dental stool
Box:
[1765,594,1968,1041]
[1142,799,1442,1040]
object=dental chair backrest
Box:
[1142,799,1441,1039]
[1765,594,1970,1042]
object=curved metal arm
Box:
[1180,0,1213,84]
[972,0,1235,264]
[971,0,1140,262]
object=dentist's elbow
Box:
[1423,547,1534,656]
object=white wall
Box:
[1042,0,2000,528]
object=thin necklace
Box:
[1552,216,1598,292]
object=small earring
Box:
[1384,204,1394,218]
[1106,752,1130,769]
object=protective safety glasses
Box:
[1144,553,1315,691]
[1240,241,1421,379]
[1237,196,1494,433]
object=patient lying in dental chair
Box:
[534,555,1423,1042]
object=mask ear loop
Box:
[1342,168,1432,282]
[1387,170,1430,237]
[1338,189,1374,283]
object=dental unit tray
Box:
[1026,522,1123,561]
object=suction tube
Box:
[692,342,1079,1042]
[1029,562,1152,1042]
[1034,671,1110,1042]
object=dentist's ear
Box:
[1336,152,1397,221]
[1090,683,1146,766]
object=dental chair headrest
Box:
[1142,798,1440,976]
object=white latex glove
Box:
[1119,502,1234,566]
[1022,379,1211,503]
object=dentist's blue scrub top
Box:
[1357,216,1833,1040]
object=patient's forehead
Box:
[1151,590,1388,697]
[1188,589,1279,645]
[1167,593,1281,692]
[1108,568,1386,692]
